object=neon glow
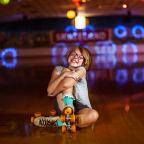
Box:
[82,25,95,31]
[1,48,17,69]
[132,68,144,83]
[132,25,144,39]
[95,55,117,69]
[122,54,138,65]
[114,25,127,38]
[1,48,17,58]
[65,25,77,32]
[115,69,128,85]
[122,42,138,54]
[94,41,117,54]
[51,43,68,56]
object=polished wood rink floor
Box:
[0,57,144,144]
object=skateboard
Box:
[31,107,76,133]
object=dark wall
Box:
[0,15,144,32]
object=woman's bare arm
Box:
[47,68,66,96]
[51,67,86,96]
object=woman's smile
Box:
[71,58,79,64]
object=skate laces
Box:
[39,118,57,127]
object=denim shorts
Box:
[53,97,89,115]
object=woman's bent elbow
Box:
[47,88,54,97]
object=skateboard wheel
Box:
[31,117,34,123]
[63,107,73,115]
[34,112,42,117]
[60,115,65,122]
[62,125,66,133]
[71,124,76,133]
[70,114,76,123]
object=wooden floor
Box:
[0,90,144,144]
[0,57,144,144]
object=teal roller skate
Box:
[59,95,76,133]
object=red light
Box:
[72,0,80,7]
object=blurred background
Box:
[0,0,144,143]
[1,0,144,95]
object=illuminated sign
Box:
[53,30,109,43]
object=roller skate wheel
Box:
[70,114,76,123]
[60,115,65,122]
[63,107,73,115]
[62,125,66,133]
[34,112,42,117]
[31,117,34,123]
[71,124,76,133]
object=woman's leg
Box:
[76,108,99,128]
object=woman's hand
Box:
[63,70,79,81]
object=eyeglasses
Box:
[70,52,84,60]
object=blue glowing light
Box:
[61,57,67,66]
[62,47,68,56]
[51,43,68,56]
[122,54,138,65]
[51,56,57,65]
[88,71,96,80]
[1,48,17,58]
[114,25,127,38]
[82,25,95,31]
[115,69,128,85]
[1,48,17,69]
[95,55,117,69]
[51,46,57,56]
[132,68,144,83]
[2,58,17,69]
[132,25,144,39]
[122,42,138,54]
[94,41,117,54]
[65,25,77,32]
[87,71,96,87]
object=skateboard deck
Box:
[31,107,76,133]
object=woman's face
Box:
[68,48,84,68]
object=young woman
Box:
[47,46,99,128]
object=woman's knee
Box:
[90,109,99,122]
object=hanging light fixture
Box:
[66,10,76,19]
[74,15,86,29]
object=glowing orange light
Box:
[72,0,80,7]
[81,0,87,2]
[66,10,76,19]
[122,4,127,9]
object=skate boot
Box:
[62,95,75,113]
[60,95,76,133]
[31,112,64,128]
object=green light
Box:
[0,0,10,5]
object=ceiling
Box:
[0,0,144,22]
